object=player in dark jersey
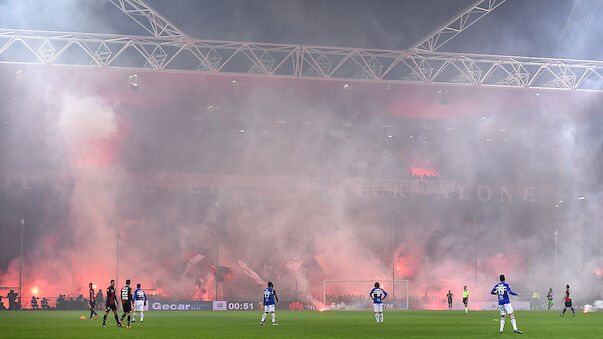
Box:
[120,279,134,328]
[560,284,575,317]
[88,282,99,319]
[102,280,123,328]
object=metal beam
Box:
[410,0,506,52]
[107,0,188,38]
[555,0,599,58]
[2,29,603,91]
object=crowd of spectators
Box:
[0,291,93,310]
[55,294,88,310]
[1,290,20,310]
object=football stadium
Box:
[1,0,603,337]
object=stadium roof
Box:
[1,0,602,118]
[1,0,600,59]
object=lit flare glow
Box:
[31,287,38,295]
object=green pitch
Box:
[0,310,600,338]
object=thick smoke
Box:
[1,0,603,311]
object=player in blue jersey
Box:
[132,283,147,323]
[260,282,279,326]
[370,282,388,324]
[491,274,522,334]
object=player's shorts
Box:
[264,304,275,312]
[106,303,117,312]
[89,301,96,308]
[463,297,468,306]
[134,300,145,312]
[499,303,514,316]
[565,301,572,307]
[122,301,132,312]
[373,303,383,313]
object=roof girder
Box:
[107,0,188,38]
[409,0,507,52]
[1,29,603,91]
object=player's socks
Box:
[375,313,379,323]
[380,312,383,323]
[571,307,575,316]
[102,315,107,325]
[261,312,267,324]
[114,314,120,325]
[500,318,505,332]
[132,312,136,322]
[271,312,276,323]
[127,315,131,326]
[121,314,126,321]
[465,306,468,313]
[510,317,517,331]
[140,312,144,322]
[562,308,566,315]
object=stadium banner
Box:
[224,300,408,311]
[319,300,408,311]
[226,301,258,310]
[150,300,256,311]
[0,170,548,202]
[227,300,322,311]
[213,301,227,311]
[150,300,215,311]
[471,301,530,311]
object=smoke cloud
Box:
[1,0,602,311]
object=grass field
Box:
[0,309,600,338]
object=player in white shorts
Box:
[132,283,147,323]
[370,282,388,324]
[491,274,522,334]
[260,282,278,325]
[499,303,514,316]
